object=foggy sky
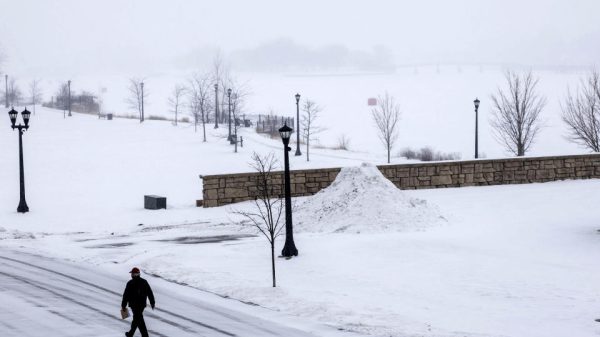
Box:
[1,0,599,75]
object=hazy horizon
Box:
[1,0,599,76]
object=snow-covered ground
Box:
[1,97,600,336]
[0,248,357,337]
[15,65,590,158]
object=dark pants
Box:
[128,307,148,337]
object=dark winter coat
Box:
[121,277,155,309]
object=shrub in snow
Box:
[399,147,461,162]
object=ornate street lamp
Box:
[474,98,480,159]
[279,123,298,257]
[8,107,31,213]
[227,88,232,141]
[294,93,301,156]
[214,83,219,129]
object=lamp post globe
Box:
[8,107,18,127]
[279,123,298,257]
[294,93,301,156]
[473,98,480,159]
[22,108,31,127]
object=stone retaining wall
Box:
[201,154,600,207]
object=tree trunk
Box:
[201,110,206,142]
[306,137,310,162]
[387,143,391,163]
[271,242,276,287]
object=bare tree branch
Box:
[490,71,546,156]
[371,92,401,163]
[125,77,148,122]
[5,78,23,107]
[227,78,251,152]
[562,70,600,152]
[28,79,43,115]
[187,72,213,140]
[301,99,324,162]
[168,84,186,126]
[231,152,284,287]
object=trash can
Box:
[107,113,113,120]
[144,195,166,210]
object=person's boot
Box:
[125,332,132,337]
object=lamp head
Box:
[8,107,17,127]
[21,108,31,128]
[279,123,293,145]
[227,88,232,96]
[295,93,300,103]
[474,98,480,110]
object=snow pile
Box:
[294,163,446,233]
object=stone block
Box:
[461,164,474,173]
[205,189,218,200]
[397,168,410,178]
[431,175,452,185]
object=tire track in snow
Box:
[0,258,209,336]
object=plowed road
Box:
[0,248,355,337]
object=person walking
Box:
[121,267,155,337]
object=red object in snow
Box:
[367,98,377,106]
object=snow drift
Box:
[294,163,446,233]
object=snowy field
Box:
[1,79,600,336]
[16,65,591,158]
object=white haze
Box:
[1,0,599,76]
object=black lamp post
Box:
[8,107,31,213]
[214,83,219,129]
[279,123,298,257]
[474,98,480,159]
[67,80,72,117]
[227,88,232,141]
[294,93,301,156]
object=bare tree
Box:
[490,71,546,156]
[29,79,43,115]
[232,152,284,287]
[336,134,351,150]
[6,78,22,107]
[561,70,600,152]
[211,52,230,125]
[54,83,69,118]
[188,72,213,140]
[168,84,186,126]
[301,100,323,161]
[228,79,251,153]
[125,77,148,122]
[372,92,401,163]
